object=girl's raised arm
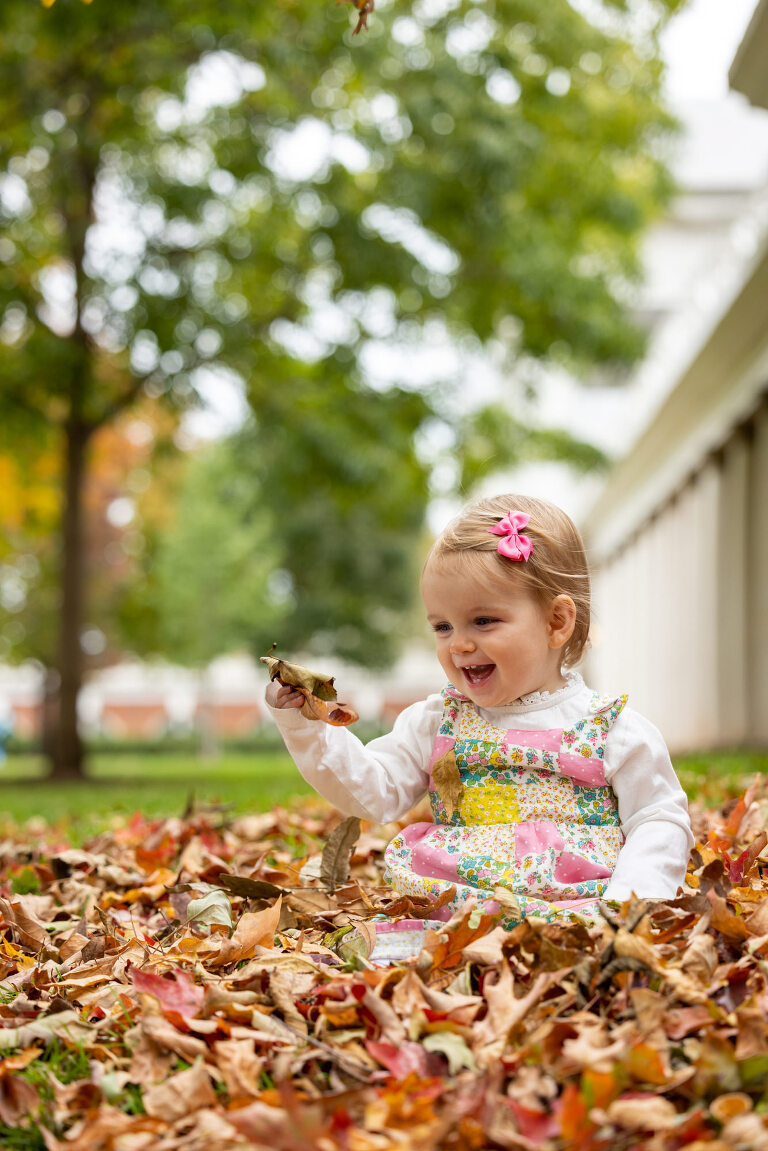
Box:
[266,693,443,824]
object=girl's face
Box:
[421,554,571,708]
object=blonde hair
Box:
[426,494,591,668]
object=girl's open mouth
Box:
[461,664,495,687]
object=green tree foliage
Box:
[0,0,687,774]
[233,364,432,667]
[140,444,282,667]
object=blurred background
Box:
[1,0,766,826]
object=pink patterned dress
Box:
[370,683,627,962]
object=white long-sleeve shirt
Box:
[267,672,694,902]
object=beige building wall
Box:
[584,0,768,753]
[747,405,768,742]
[588,394,767,752]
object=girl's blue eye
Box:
[475,617,496,626]
[432,622,451,633]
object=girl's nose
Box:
[450,631,475,654]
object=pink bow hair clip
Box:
[486,510,533,562]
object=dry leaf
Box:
[474,964,561,1069]
[0,896,49,953]
[214,873,286,899]
[211,901,283,966]
[261,652,359,725]
[130,966,204,1018]
[0,1011,93,1050]
[260,654,338,700]
[320,817,361,892]
[143,1058,217,1120]
[213,1038,264,1101]
[606,1094,679,1130]
[299,693,359,726]
[338,0,375,35]
[0,777,766,1148]
[679,933,718,983]
[431,747,463,818]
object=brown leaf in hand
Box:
[299,692,359,726]
[261,652,359,725]
[432,747,463,819]
[320,817,361,892]
[260,654,338,701]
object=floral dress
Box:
[370,683,627,963]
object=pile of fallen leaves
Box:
[1,780,767,1151]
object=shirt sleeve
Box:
[265,694,443,824]
[602,706,695,901]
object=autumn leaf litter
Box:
[0,781,767,1149]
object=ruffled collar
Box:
[445,670,585,714]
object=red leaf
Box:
[507,1099,558,1141]
[365,1040,444,1078]
[130,966,204,1017]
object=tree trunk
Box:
[49,419,89,781]
[41,666,59,760]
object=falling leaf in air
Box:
[337,0,374,34]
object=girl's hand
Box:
[266,680,305,710]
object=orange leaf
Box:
[557,1082,592,1143]
[624,1042,669,1087]
[581,1066,622,1110]
[210,900,283,966]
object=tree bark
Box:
[49,418,89,781]
[41,666,59,760]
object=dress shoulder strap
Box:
[437,683,469,739]
[587,691,629,729]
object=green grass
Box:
[0,750,313,838]
[0,747,765,838]
[673,749,768,805]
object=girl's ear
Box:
[547,594,577,650]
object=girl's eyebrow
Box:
[426,606,503,620]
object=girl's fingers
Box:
[269,681,305,709]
